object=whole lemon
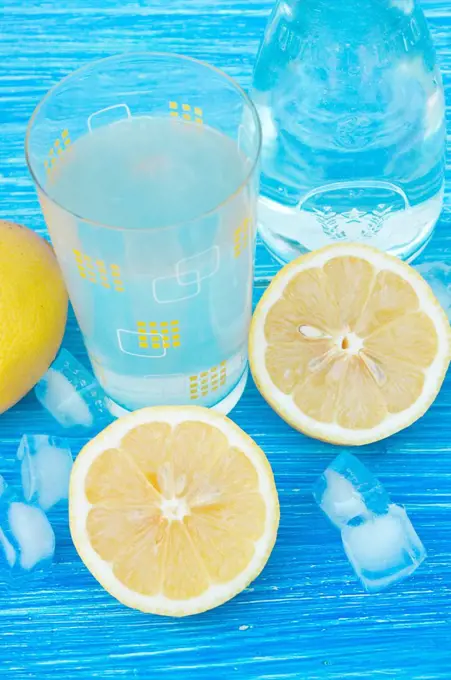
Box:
[0,220,68,413]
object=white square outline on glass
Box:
[117,329,166,358]
[153,246,220,304]
[87,104,132,133]
[153,270,201,304]
[176,245,220,283]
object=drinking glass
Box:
[26,53,261,413]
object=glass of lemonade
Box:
[26,53,261,414]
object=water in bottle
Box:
[252,0,446,263]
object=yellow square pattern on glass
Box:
[137,321,148,349]
[73,251,125,292]
[189,361,227,400]
[110,264,124,292]
[73,250,87,279]
[96,259,111,289]
[45,129,72,182]
[83,255,97,283]
[168,101,203,124]
[136,320,181,350]
[233,217,250,258]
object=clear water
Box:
[252,0,446,263]
[48,117,253,411]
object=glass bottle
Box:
[252,0,446,263]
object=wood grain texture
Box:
[1,1,451,678]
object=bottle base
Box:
[258,191,443,266]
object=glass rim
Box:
[25,51,262,233]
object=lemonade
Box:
[45,116,255,411]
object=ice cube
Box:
[8,502,55,570]
[313,452,390,528]
[415,261,451,321]
[314,453,427,592]
[0,475,55,587]
[342,504,426,592]
[315,468,368,528]
[34,348,114,434]
[16,435,73,512]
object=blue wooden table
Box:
[1,1,451,677]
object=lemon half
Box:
[249,243,450,446]
[69,406,280,616]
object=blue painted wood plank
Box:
[1,1,451,678]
